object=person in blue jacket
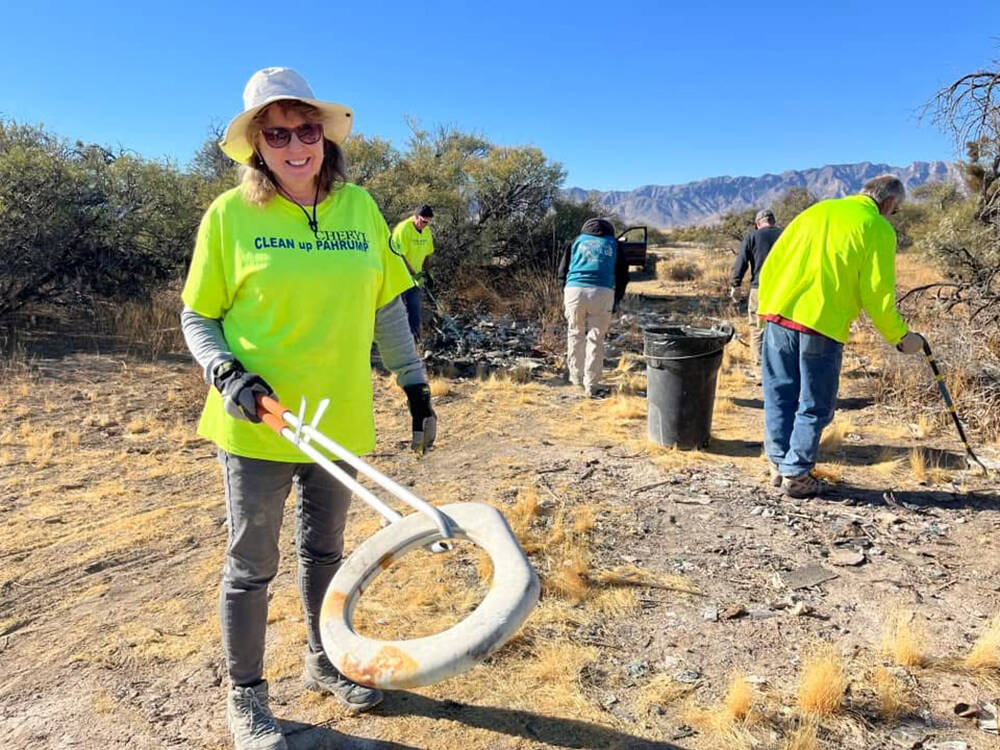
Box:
[557,218,629,397]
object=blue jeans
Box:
[762,322,843,476]
[402,286,422,338]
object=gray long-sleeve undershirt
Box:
[180,296,427,388]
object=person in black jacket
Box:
[730,209,782,371]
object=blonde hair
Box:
[240,99,347,205]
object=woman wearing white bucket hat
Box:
[180,67,437,750]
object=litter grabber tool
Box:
[255,394,540,689]
[916,335,991,477]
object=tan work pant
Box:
[564,286,614,392]
[748,287,763,367]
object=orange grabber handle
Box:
[256,393,289,435]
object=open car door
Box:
[617,226,648,269]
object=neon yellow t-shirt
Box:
[391,218,435,274]
[181,183,414,461]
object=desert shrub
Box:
[665,261,701,282]
[0,121,202,316]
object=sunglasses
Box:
[261,123,323,148]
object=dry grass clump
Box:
[723,673,754,720]
[704,255,734,289]
[474,371,530,393]
[429,377,452,397]
[509,363,535,384]
[818,417,848,454]
[797,645,848,715]
[614,352,640,373]
[607,394,645,420]
[882,608,927,667]
[546,549,590,604]
[616,371,647,396]
[588,586,639,617]
[507,486,541,546]
[682,673,756,744]
[909,447,952,484]
[606,355,646,395]
[966,611,1000,669]
[715,396,736,414]
[871,666,909,718]
[722,341,747,368]
[811,464,843,484]
[635,674,694,714]
[24,427,57,467]
[909,447,930,483]
[572,506,596,534]
[781,720,818,750]
[871,448,906,478]
[664,260,701,282]
[654,256,675,279]
[511,640,599,716]
[912,413,937,438]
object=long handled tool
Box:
[256,394,454,541]
[918,335,990,477]
[254,393,539,689]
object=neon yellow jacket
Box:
[757,195,908,345]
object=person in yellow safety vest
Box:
[392,205,435,340]
[757,174,925,499]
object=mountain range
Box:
[565,161,964,228]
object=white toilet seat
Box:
[320,502,540,689]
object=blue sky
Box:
[3,2,998,190]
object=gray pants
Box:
[218,451,355,686]
[748,287,763,367]
[564,286,614,391]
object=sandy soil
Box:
[1,246,998,749]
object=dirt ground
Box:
[2,245,999,749]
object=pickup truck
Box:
[617,226,648,269]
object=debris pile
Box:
[422,313,554,377]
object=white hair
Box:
[860,174,906,204]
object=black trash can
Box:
[644,322,734,449]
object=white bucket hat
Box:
[219,67,353,164]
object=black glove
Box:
[212,359,274,423]
[403,383,437,453]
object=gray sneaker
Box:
[304,650,383,713]
[227,681,287,750]
[781,471,825,499]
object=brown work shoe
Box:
[781,471,826,499]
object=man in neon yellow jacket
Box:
[757,175,924,498]
[391,204,435,339]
